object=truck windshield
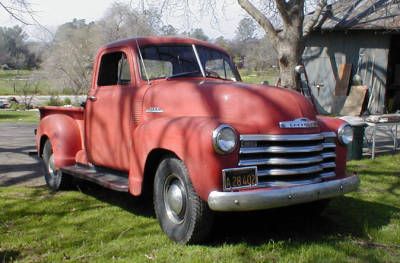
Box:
[139,45,240,81]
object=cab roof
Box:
[101,36,228,55]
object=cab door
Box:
[85,49,134,171]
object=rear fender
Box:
[129,117,238,200]
[36,114,82,169]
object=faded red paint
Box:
[35,37,351,201]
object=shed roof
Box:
[313,0,400,31]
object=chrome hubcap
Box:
[164,174,186,224]
[48,155,57,177]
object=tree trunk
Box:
[275,2,304,91]
[276,33,304,91]
[237,0,328,91]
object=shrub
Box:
[63,97,72,105]
[9,101,26,111]
[46,96,63,106]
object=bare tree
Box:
[42,19,100,95]
[41,3,163,95]
[0,0,33,24]
[235,17,257,42]
[146,0,328,90]
[238,0,327,90]
[98,2,160,43]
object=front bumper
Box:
[207,174,359,211]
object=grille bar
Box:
[257,165,323,177]
[240,145,324,154]
[321,162,336,169]
[240,134,324,142]
[321,132,336,138]
[320,171,336,179]
[322,143,336,149]
[321,152,336,159]
[239,156,324,166]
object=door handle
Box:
[88,96,97,101]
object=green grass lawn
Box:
[240,68,279,85]
[0,110,39,123]
[0,70,51,95]
[1,154,399,262]
[0,69,279,96]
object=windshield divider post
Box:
[192,44,206,78]
[136,40,151,85]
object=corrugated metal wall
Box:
[303,31,390,114]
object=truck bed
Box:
[39,106,84,120]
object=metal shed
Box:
[303,0,400,115]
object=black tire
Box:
[42,140,72,191]
[153,157,213,244]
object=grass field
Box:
[239,68,279,85]
[0,110,39,123]
[1,154,399,262]
[0,70,51,95]
[0,69,278,96]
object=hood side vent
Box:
[133,100,143,125]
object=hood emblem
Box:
[279,118,318,129]
[146,107,164,113]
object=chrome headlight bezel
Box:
[338,123,353,145]
[212,124,238,154]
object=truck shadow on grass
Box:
[208,196,399,246]
[69,181,399,246]
[72,180,156,218]
[0,250,21,263]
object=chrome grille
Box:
[239,132,337,187]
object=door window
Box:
[97,52,131,86]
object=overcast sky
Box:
[0,0,248,40]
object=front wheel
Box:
[42,140,72,191]
[153,157,213,244]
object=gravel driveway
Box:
[0,123,44,186]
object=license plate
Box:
[223,167,258,191]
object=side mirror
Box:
[295,65,305,74]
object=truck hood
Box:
[142,79,319,134]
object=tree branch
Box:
[0,2,30,24]
[275,0,291,26]
[237,0,279,47]
[303,0,327,37]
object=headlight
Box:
[338,124,353,145]
[212,124,237,154]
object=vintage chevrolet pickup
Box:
[35,37,359,244]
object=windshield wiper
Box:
[166,71,201,80]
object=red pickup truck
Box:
[35,37,359,244]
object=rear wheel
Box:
[153,157,213,244]
[42,140,72,191]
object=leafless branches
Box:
[304,0,328,36]
[0,0,35,25]
[238,0,279,46]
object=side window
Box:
[97,52,131,86]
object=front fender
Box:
[318,116,348,177]
[129,117,238,200]
[36,114,82,169]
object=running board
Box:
[61,165,129,192]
